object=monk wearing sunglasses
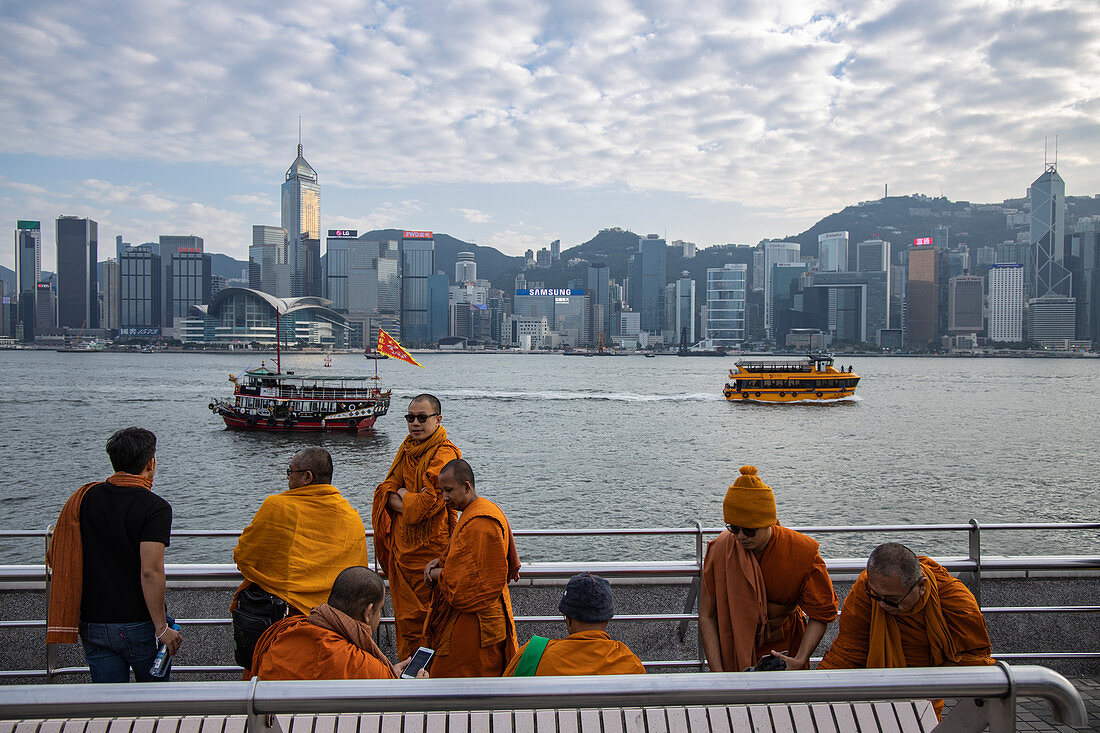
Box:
[371,393,461,659]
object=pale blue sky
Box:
[2,0,1098,270]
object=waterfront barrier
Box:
[0,521,1097,681]
[0,664,1088,732]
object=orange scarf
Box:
[46,473,153,644]
[380,426,453,550]
[308,604,398,678]
[701,532,769,672]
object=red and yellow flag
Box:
[377,328,424,368]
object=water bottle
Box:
[150,623,181,677]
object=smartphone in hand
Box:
[401,647,434,679]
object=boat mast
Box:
[276,308,282,374]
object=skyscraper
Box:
[587,263,610,346]
[455,252,477,283]
[120,243,162,330]
[762,240,800,339]
[250,225,290,296]
[102,258,120,331]
[988,264,1024,342]
[817,231,849,272]
[857,240,891,272]
[14,220,40,341]
[628,234,667,335]
[948,275,984,334]
[282,143,320,296]
[706,264,747,348]
[400,231,435,344]
[55,216,98,329]
[906,244,939,347]
[675,271,695,346]
[1030,164,1069,298]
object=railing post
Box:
[966,519,982,606]
[247,677,283,733]
[44,523,55,684]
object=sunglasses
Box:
[286,468,310,477]
[725,524,760,537]
[864,578,920,608]
[404,413,440,423]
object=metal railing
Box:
[1,521,1097,681]
[0,664,1088,732]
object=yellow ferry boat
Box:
[723,353,859,403]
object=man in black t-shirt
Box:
[72,427,182,682]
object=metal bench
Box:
[0,665,1087,733]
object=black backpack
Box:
[231,584,289,670]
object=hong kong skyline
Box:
[1,0,1098,270]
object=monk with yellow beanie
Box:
[699,466,838,672]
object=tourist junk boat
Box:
[208,318,391,431]
[723,353,859,403]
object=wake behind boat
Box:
[723,353,859,403]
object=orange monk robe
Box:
[233,484,368,615]
[502,630,646,676]
[423,496,519,678]
[251,616,396,680]
[371,428,461,659]
[818,557,994,719]
[703,524,838,671]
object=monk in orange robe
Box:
[818,542,995,718]
[699,466,838,672]
[252,567,418,680]
[422,459,520,678]
[504,572,645,676]
[372,394,461,659]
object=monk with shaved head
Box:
[251,566,425,680]
[818,542,995,718]
[372,394,462,659]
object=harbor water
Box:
[0,350,1096,564]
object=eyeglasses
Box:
[404,413,440,423]
[286,468,310,477]
[865,579,920,608]
[725,524,760,537]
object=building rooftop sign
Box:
[516,288,584,296]
[328,229,357,238]
[913,237,933,246]
[17,220,40,230]
[403,230,433,239]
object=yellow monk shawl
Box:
[701,530,769,672]
[867,557,996,669]
[46,472,153,644]
[372,426,458,564]
[233,483,368,615]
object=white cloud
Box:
[0,0,1097,255]
[452,207,492,223]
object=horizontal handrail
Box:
[0,665,1086,727]
[3,521,1098,541]
[3,554,1098,585]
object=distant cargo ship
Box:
[723,354,859,403]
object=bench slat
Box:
[402,713,424,733]
[685,707,710,733]
[379,713,402,733]
[872,703,901,733]
[852,703,878,732]
[490,712,511,733]
[468,711,490,733]
[788,705,815,733]
[312,715,336,733]
[665,707,689,733]
[913,701,938,732]
[748,705,773,733]
[622,710,646,733]
[892,703,922,733]
[533,710,555,733]
[645,708,669,733]
[577,710,600,733]
[769,705,795,733]
[510,711,533,733]
[599,709,624,733]
[448,713,469,733]
[554,711,578,733]
[831,704,857,733]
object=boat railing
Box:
[0,664,1088,731]
[0,521,1097,680]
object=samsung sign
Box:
[516,289,584,296]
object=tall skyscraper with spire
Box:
[281,130,320,297]
[1030,163,1069,298]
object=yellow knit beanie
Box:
[723,465,778,528]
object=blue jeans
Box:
[80,616,174,683]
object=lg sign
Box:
[403,231,433,239]
[913,237,933,246]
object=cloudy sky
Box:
[2,0,1098,270]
